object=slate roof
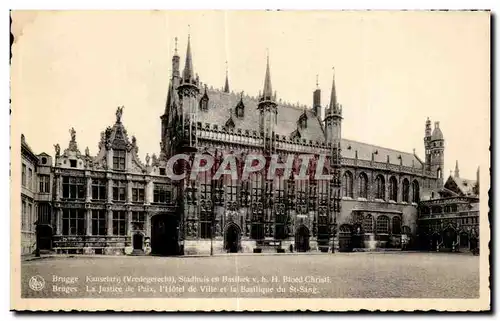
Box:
[194,86,422,169]
[446,176,477,196]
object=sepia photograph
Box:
[10,10,490,311]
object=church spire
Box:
[261,51,273,101]
[329,67,338,112]
[454,160,460,178]
[182,33,194,83]
[224,60,230,93]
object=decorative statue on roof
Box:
[116,105,124,123]
[85,146,90,157]
[69,127,76,142]
[54,144,60,157]
[152,153,158,166]
[145,153,150,166]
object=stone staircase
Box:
[130,249,146,256]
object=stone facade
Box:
[22,34,464,256]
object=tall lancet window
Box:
[389,176,398,202]
[342,171,353,198]
[358,172,368,199]
[375,174,385,200]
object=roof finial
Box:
[316,74,319,88]
[454,160,460,178]
[223,60,230,93]
[174,37,178,55]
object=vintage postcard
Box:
[10,10,490,312]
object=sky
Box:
[11,10,490,179]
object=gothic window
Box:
[113,149,126,170]
[375,174,385,200]
[153,183,172,204]
[62,176,86,200]
[251,173,263,203]
[131,182,145,203]
[402,178,410,202]
[376,215,390,234]
[112,180,127,202]
[28,168,33,188]
[342,171,354,198]
[437,168,442,179]
[358,172,368,199]
[112,211,127,236]
[236,104,244,118]
[363,214,374,233]
[39,175,50,193]
[62,209,85,235]
[225,179,238,203]
[296,180,308,208]
[240,180,250,207]
[21,201,26,230]
[318,180,328,206]
[91,210,107,236]
[199,90,209,111]
[389,176,398,201]
[92,179,107,201]
[200,172,213,239]
[412,180,420,203]
[298,112,307,129]
[392,216,402,234]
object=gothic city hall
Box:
[21,35,480,256]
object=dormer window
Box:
[70,159,77,168]
[235,92,245,118]
[298,111,307,129]
[199,86,209,111]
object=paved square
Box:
[21,252,479,298]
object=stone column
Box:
[107,209,113,236]
[54,175,61,201]
[56,208,63,235]
[127,180,133,204]
[145,212,151,237]
[107,150,113,170]
[145,178,152,205]
[85,175,92,202]
[86,209,92,236]
[107,178,113,203]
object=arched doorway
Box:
[459,232,469,249]
[151,214,178,256]
[37,225,52,251]
[295,225,310,252]
[224,223,241,253]
[442,227,457,251]
[133,233,144,250]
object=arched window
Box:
[437,168,442,179]
[375,175,385,200]
[389,176,398,201]
[376,215,390,234]
[363,214,374,233]
[402,178,410,203]
[358,172,368,199]
[342,171,353,198]
[392,216,402,234]
[412,180,420,203]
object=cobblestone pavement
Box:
[20,252,479,299]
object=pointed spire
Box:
[182,33,194,82]
[454,160,460,178]
[329,67,338,112]
[262,50,273,101]
[174,37,178,56]
[224,60,230,93]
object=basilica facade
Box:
[22,35,462,256]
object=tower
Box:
[424,117,432,171]
[257,54,277,154]
[323,68,342,253]
[428,121,445,188]
[176,34,200,150]
[313,75,321,117]
[454,160,460,178]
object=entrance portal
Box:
[37,225,52,251]
[224,223,241,253]
[151,214,178,256]
[442,228,457,250]
[133,233,143,250]
[431,233,441,251]
[295,225,310,252]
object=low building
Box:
[417,162,480,252]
